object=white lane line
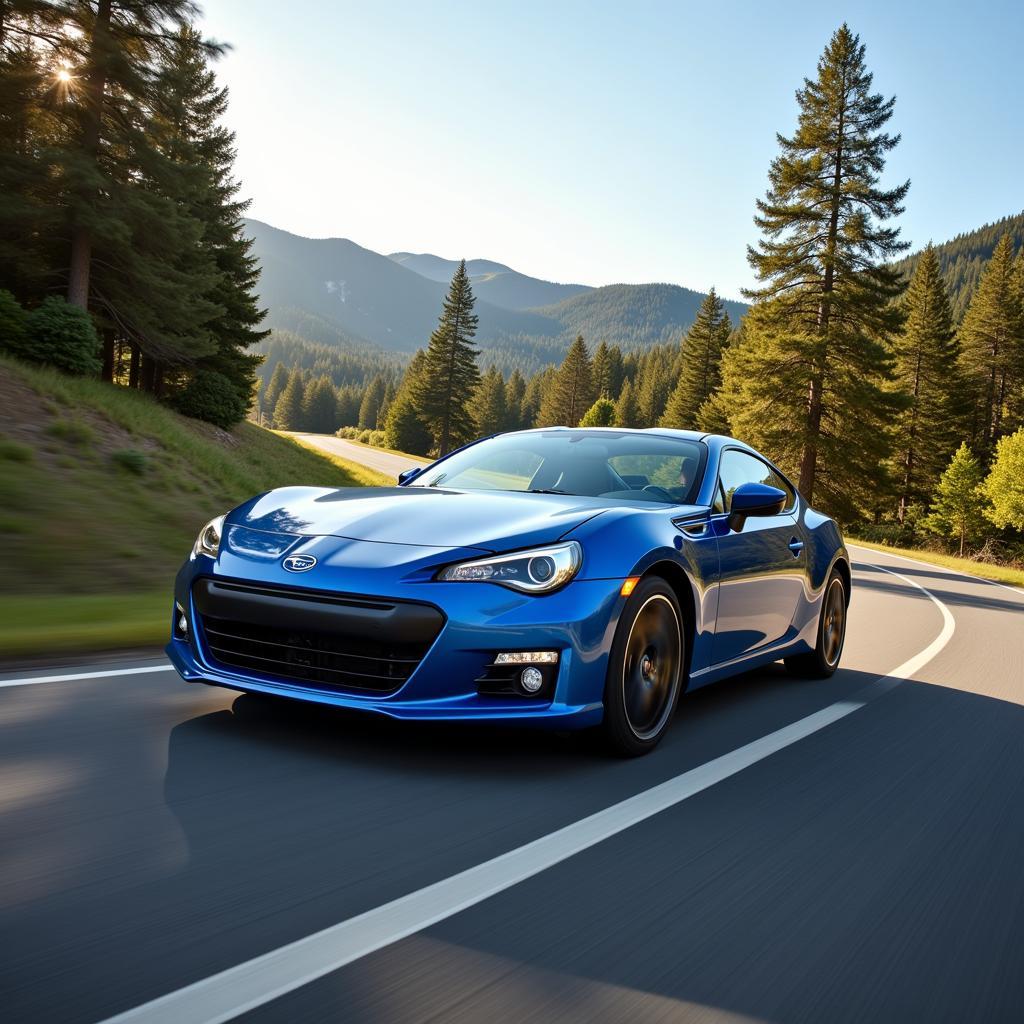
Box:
[849,542,1024,600]
[0,664,175,689]
[98,562,954,1024]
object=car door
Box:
[711,448,806,665]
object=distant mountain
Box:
[389,252,591,310]
[246,219,562,354]
[245,219,750,373]
[894,210,1024,321]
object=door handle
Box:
[788,538,804,556]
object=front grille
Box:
[192,579,444,694]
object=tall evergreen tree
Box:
[592,341,613,398]
[262,362,289,422]
[475,366,507,436]
[413,260,480,454]
[736,24,909,510]
[302,375,339,434]
[273,369,306,430]
[957,233,1023,454]
[891,246,961,521]
[520,368,549,428]
[614,378,641,428]
[661,288,731,429]
[636,348,671,427]
[503,368,526,430]
[358,374,386,428]
[537,334,594,427]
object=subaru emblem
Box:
[283,554,317,572]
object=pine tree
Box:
[982,428,1024,531]
[661,289,731,429]
[302,376,339,434]
[413,260,480,454]
[537,334,594,427]
[636,348,671,427]
[262,363,290,423]
[592,341,613,398]
[957,233,1023,454]
[384,391,432,456]
[889,246,962,521]
[273,370,306,430]
[614,379,641,428]
[358,374,386,428]
[504,368,526,430]
[923,443,989,555]
[737,24,909,510]
[475,366,507,435]
[520,369,549,428]
[580,397,616,427]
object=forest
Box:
[1,8,1022,565]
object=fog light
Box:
[175,602,188,637]
[520,667,544,693]
[495,651,559,665]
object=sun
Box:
[56,68,73,83]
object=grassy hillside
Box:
[0,356,388,657]
[894,210,1024,321]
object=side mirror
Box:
[397,467,421,485]
[727,482,787,532]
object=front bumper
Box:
[168,555,626,728]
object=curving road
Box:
[287,433,427,480]
[1,544,1023,1023]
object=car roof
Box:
[502,426,726,445]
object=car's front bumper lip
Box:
[168,571,625,728]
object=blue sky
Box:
[199,0,1024,300]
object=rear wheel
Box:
[603,577,685,756]
[785,569,847,678]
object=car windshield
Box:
[407,431,706,504]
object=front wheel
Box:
[785,570,848,678]
[602,577,685,756]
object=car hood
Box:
[230,486,618,553]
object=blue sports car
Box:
[168,428,849,755]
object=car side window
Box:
[717,449,793,514]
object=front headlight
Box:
[191,514,225,560]
[438,541,582,593]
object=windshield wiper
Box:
[529,488,570,495]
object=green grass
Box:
[0,593,170,658]
[0,355,390,658]
[848,538,1024,588]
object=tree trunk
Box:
[66,0,113,310]
[140,353,163,395]
[101,328,115,382]
[129,343,141,389]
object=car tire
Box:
[602,576,685,757]
[785,569,848,679]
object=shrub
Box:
[0,438,33,462]
[45,419,95,445]
[171,369,246,429]
[0,290,28,356]
[24,296,102,375]
[580,397,617,427]
[111,449,149,475]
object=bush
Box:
[171,369,246,429]
[111,449,149,475]
[0,290,28,355]
[45,419,95,446]
[0,438,33,462]
[23,296,102,375]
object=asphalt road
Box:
[2,546,1023,1024]
[288,433,427,479]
